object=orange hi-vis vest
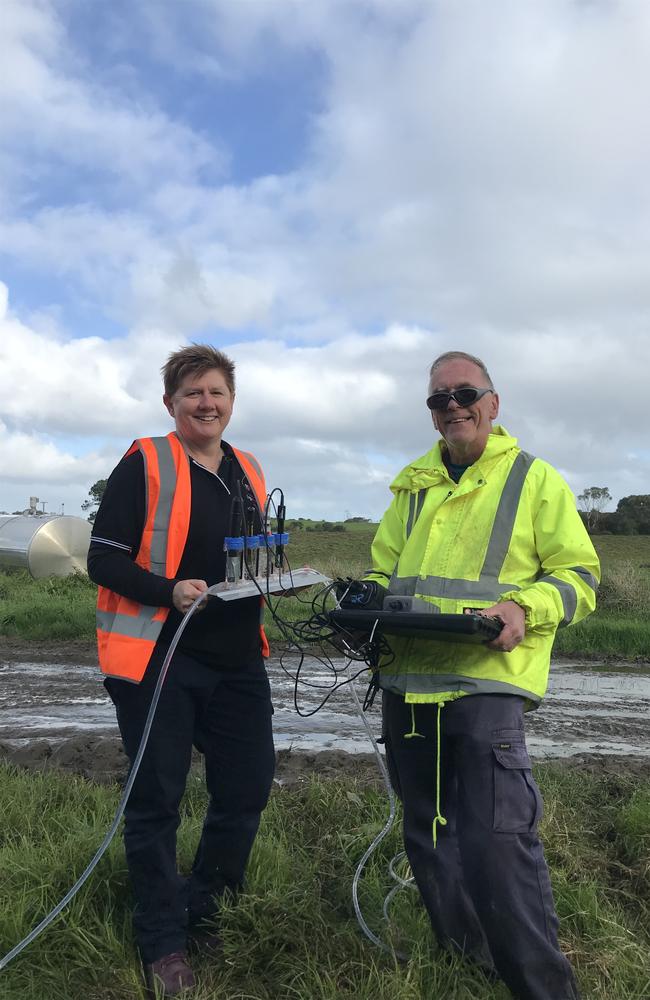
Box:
[96,432,269,683]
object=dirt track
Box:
[1,638,649,787]
[0,639,384,787]
[0,637,99,666]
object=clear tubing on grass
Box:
[2,585,412,973]
[347,663,414,962]
[0,585,220,973]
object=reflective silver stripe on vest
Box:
[570,565,598,592]
[536,566,597,627]
[390,450,535,601]
[237,449,263,483]
[378,671,542,704]
[143,437,181,576]
[406,488,427,539]
[97,608,164,642]
[388,573,519,602]
[536,575,576,627]
[481,451,535,579]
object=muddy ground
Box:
[0,637,99,666]
[1,638,648,788]
[0,639,383,787]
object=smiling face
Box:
[428,358,499,464]
[163,368,234,455]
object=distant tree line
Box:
[578,487,650,535]
[286,518,346,533]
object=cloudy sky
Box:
[1,0,648,523]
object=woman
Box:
[88,344,274,997]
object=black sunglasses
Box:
[426,386,493,411]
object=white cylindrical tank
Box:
[0,515,91,578]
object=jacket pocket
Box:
[492,739,543,833]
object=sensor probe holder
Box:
[212,565,330,601]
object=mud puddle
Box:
[1,655,649,763]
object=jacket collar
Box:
[390,425,518,493]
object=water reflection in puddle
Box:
[1,657,649,759]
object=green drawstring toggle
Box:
[404,703,425,739]
[432,701,447,848]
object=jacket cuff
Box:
[500,592,534,627]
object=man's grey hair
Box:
[429,351,494,389]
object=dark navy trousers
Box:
[383,691,579,1000]
[106,647,275,964]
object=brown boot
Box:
[143,951,196,996]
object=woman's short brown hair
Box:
[161,344,236,397]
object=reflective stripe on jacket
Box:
[97,432,269,682]
[365,426,600,705]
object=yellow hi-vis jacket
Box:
[364,426,600,705]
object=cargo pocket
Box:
[492,739,542,833]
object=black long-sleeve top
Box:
[87,440,264,668]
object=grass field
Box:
[0,761,649,1000]
[591,534,650,565]
[1,530,649,658]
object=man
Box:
[358,351,599,1000]
[88,345,274,996]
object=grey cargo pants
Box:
[382,691,579,1000]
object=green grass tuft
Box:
[0,570,96,640]
[1,763,649,999]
